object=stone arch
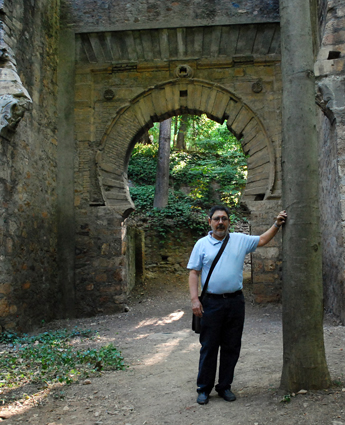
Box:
[96,78,276,216]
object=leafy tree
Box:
[128,114,248,236]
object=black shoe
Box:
[218,389,236,402]
[197,392,209,405]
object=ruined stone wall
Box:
[142,222,251,275]
[318,111,345,322]
[73,50,283,312]
[62,0,279,32]
[0,0,60,331]
[127,220,267,303]
[0,0,344,330]
[315,0,345,323]
[247,200,282,303]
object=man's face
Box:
[208,210,230,240]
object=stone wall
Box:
[142,221,252,275]
[126,219,281,303]
[1,0,344,329]
[62,0,279,32]
[0,0,60,331]
[318,111,345,322]
[315,0,345,323]
[72,34,283,313]
[247,200,282,303]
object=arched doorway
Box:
[81,79,282,311]
[96,79,276,217]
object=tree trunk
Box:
[175,115,188,150]
[153,118,171,209]
[137,131,151,145]
[173,116,178,146]
[279,0,331,391]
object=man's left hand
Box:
[276,210,287,226]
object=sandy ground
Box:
[0,276,345,425]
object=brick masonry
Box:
[72,27,283,313]
[0,0,344,329]
[0,0,60,330]
[62,0,280,33]
[315,0,345,323]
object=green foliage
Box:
[129,115,248,236]
[0,327,126,388]
[129,186,210,237]
[169,150,247,208]
[128,144,158,186]
[281,394,291,403]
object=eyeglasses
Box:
[212,216,229,222]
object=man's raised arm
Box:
[258,210,287,247]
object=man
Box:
[188,205,287,405]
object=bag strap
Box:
[199,233,230,301]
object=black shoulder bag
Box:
[192,233,230,334]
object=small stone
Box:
[297,389,308,394]
[63,406,69,411]
[342,388,345,392]
[124,305,130,312]
[83,379,92,385]
[122,405,134,411]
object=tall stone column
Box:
[279,0,331,390]
[57,29,76,318]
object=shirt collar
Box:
[207,231,226,245]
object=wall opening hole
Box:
[180,90,188,97]
[327,51,341,60]
[90,201,106,206]
[254,194,265,201]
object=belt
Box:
[206,290,242,299]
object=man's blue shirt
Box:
[187,231,260,294]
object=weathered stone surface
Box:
[314,0,345,324]
[63,0,280,33]
[75,24,281,65]
[0,0,60,331]
[0,0,344,329]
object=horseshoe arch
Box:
[96,79,276,217]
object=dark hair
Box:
[209,205,230,219]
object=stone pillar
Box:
[57,29,76,318]
[279,0,330,390]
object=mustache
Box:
[217,224,225,229]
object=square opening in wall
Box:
[327,51,341,60]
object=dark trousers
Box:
[197,292,245,394]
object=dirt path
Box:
[1,277,345,425]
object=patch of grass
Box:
[280,394,291,403]
[0,327,126,388]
